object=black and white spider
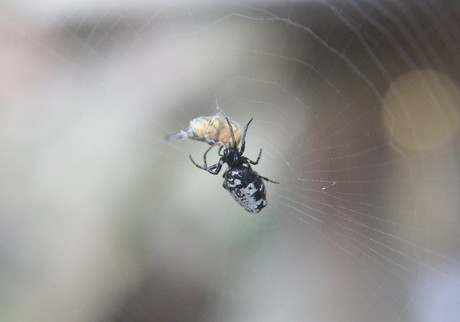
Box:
[189,118,278,213]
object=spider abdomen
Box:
[223,166,267,213]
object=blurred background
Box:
[1,0,460,321]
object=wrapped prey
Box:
[165,112,243,148]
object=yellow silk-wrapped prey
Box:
[165,112,242,148]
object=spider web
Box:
[1,0,460,321]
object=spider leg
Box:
[189,155,222,175]
[247,148,262,165]
[218,145,224,156]
[202,146,213,165]
[189,146,213,170]
[189,146,223,175]
[240,118,253,154]
[225,117,237,148]
[189,154,206,170]
[203,147,224,174]
[206,160,223,175]
[259,175,279,184]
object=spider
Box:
[189,117,278,213]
